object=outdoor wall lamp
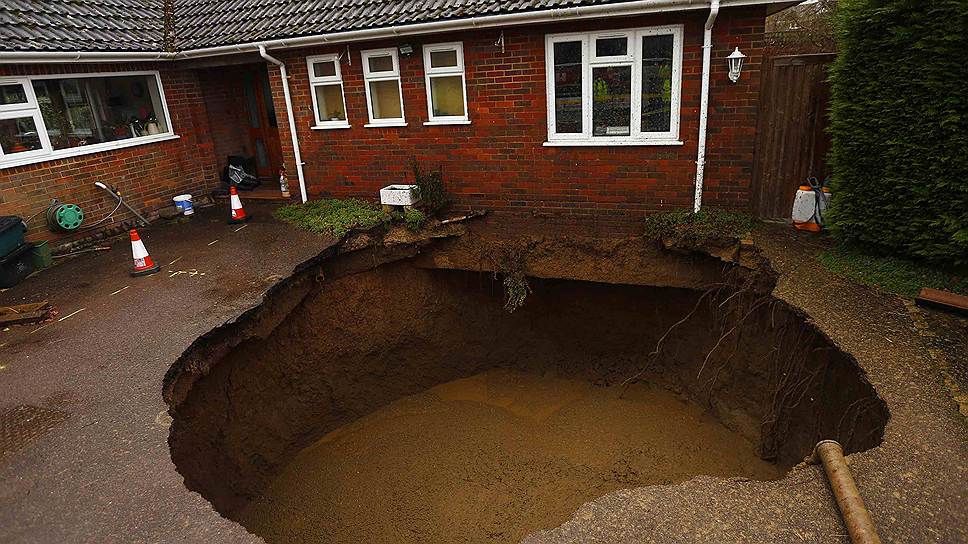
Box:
[727,47,746,83]
[399,44,414,56]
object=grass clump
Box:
[644,209,759,247]
[403,208,426,232]
[817,246,966,298]
[274,199,390,237]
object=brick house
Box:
[0,0,796,243]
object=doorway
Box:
[240,66,283,179]
[199,63,285,194]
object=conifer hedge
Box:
[827,0,968,265]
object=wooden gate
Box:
[751,53,836,219]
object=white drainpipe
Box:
[258,45,308,203]
[693,0,720,212]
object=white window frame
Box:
[306,54,351,130]
[361,48,406,127]
[0,70,177,170]
[0,78,52,162]
[544,25,684,147]
[422,42,470,125]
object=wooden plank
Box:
[915,288,968,316]
[0,301,51,326]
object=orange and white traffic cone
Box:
[129,229,160,276]
[228,185,250,224]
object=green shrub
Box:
[411,159,447,213]
[403,207,426,232]
[643,209,758,247]
[827,0,968,265]
[274,199,390,237]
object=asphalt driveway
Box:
[0,202,333,544]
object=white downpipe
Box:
[693,0,720,212]
[259,45,308,203]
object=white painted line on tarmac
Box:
[168,257,182,266]
[234,224,248,232]
[58,308,86,322]
[29,322,54,335]
[109,286,129,296]
[207,239,219,246]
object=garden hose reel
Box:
[46,202,85,232]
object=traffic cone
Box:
[129,229,160,277]
[228,185,250,224]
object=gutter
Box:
[0,0,779,63]
[258,45,308,204]
[693,0,720,212]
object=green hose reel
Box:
[46,203,84,232]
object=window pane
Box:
[596,37,627,57]
[0,84,28,106]
[0,116,42,154]
[261,71,278,128]
[430,50,458,68]
[642,35,674,132]
[592,65,632,137]
[315,84,346,122]
[32,75,168,150]
[255,139,268,168]
[369,80,402,119]
[312,60,337,78]
[243,72,261,129]
[368,55,394,73]
[553,41,582,134]
[429,76,465,117]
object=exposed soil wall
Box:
[165,232,888,527]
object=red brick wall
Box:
[266,7,766,228]
[198,67,251,167]
[0,63,220,244]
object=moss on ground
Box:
[274,199,391,237]
[817,246,966,298]
[644,209,759,247]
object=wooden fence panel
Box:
[751,53,836,219]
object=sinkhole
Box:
[163,234,889,544]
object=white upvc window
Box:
[544,25,684,146]
[0,79,52,163]
[422,42,469,125]
[0,71,176,169]
[361,48,406,127]
[307,54,350,129]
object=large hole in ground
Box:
[165,237,889,544]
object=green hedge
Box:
[827,0,968,265]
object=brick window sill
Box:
[0,134,181,170]
[542,139,684,147]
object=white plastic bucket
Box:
[173,194,194,216]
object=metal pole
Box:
[812,440,882,544]
[94,182,150,226]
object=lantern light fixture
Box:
[727,47,746,83]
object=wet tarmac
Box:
[0,202,332,543]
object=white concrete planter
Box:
[380,185,421,206]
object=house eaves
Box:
[0,0,797,63]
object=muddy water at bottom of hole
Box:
[237,369,781,544]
